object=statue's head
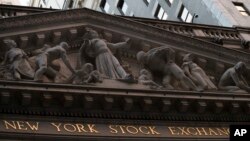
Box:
[60,42,69,50]
[3,39,17,49]
[83,28,99,40]
[140,69,151,76]
[183,53,194,62]
[83,63,94,73]
[234,61,247,74]
[137,51,146,63]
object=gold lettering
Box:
[149,126,160,135]
[178,127,190,135]
[126,126,138,134]
[139,126,150,135]
[119,125,126,134]
[87,124,99,133]
[3,120,16,130]
[208,128,218,136]
[64,124,76,132]
[16,121,27,130]
[187,127,198,135]
[109,125,118,134]
[76,124,88,133]
[51,123,62,132]
[168,127,179,135]
[216,128,229,135]
[196,127,208,135]
[26,122,39,131]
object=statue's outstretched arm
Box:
[107,39,131,50]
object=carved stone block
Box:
[103,96,114,110]
[21,93,32,106]
[36,33,45,46]
[63,94,73,107]
[69,29,77,40]
[82,95,94,109]
[42,93,52,107]
[230,102,240,114]
[19,36,29,48]
[141,98,152,112]
[122,97,133,111]
[245,103,250,114]
[214,102,224,114]
[178,100,189,113]
[196,101,207,114]
[0,92,10,105]
[161,99,171,112]
[53,31,61,44]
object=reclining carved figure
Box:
[137,46,202,91]
[218,61,250,93]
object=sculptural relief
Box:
[182,53,217,90]
[34,42,76,81]
[138,69,162,89]
[79,28,131,80]
[218,61,250,93]
[0,39,34,80]
[137,46,202,91]
[67,63,102,84]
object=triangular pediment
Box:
[0,8,250,93]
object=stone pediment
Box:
[0,8,250,120]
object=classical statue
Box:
[182,53,217,90]
[80,28,131,79]
[137,46,202,91]
[218,62,250,93]
[138,69,162,89]
[67,63,102,84]
[0,39,34,80]
[34,42,76,81]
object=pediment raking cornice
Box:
[0,8,250,67]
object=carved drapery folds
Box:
[0,28,249,93]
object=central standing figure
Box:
[80,28,131,79]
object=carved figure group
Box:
[1,28,250,94]
[0,39,34,80]
[137,47,202,91]
[79,28,131,79]
[182,53,217,90]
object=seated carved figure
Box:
[0,39,34,80]
[67,63,102,84]
[137,46,202,91]
[138,69,162,89]
[34,42,76,81]
[80,28,131,79]
[218,62,250,93]
[182,53,217,90]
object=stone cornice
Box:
[0,80,250,122]
[0,8,250,67]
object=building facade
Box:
[0,4,250,141]
[0,0,20,5]
[61,0,250,27]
